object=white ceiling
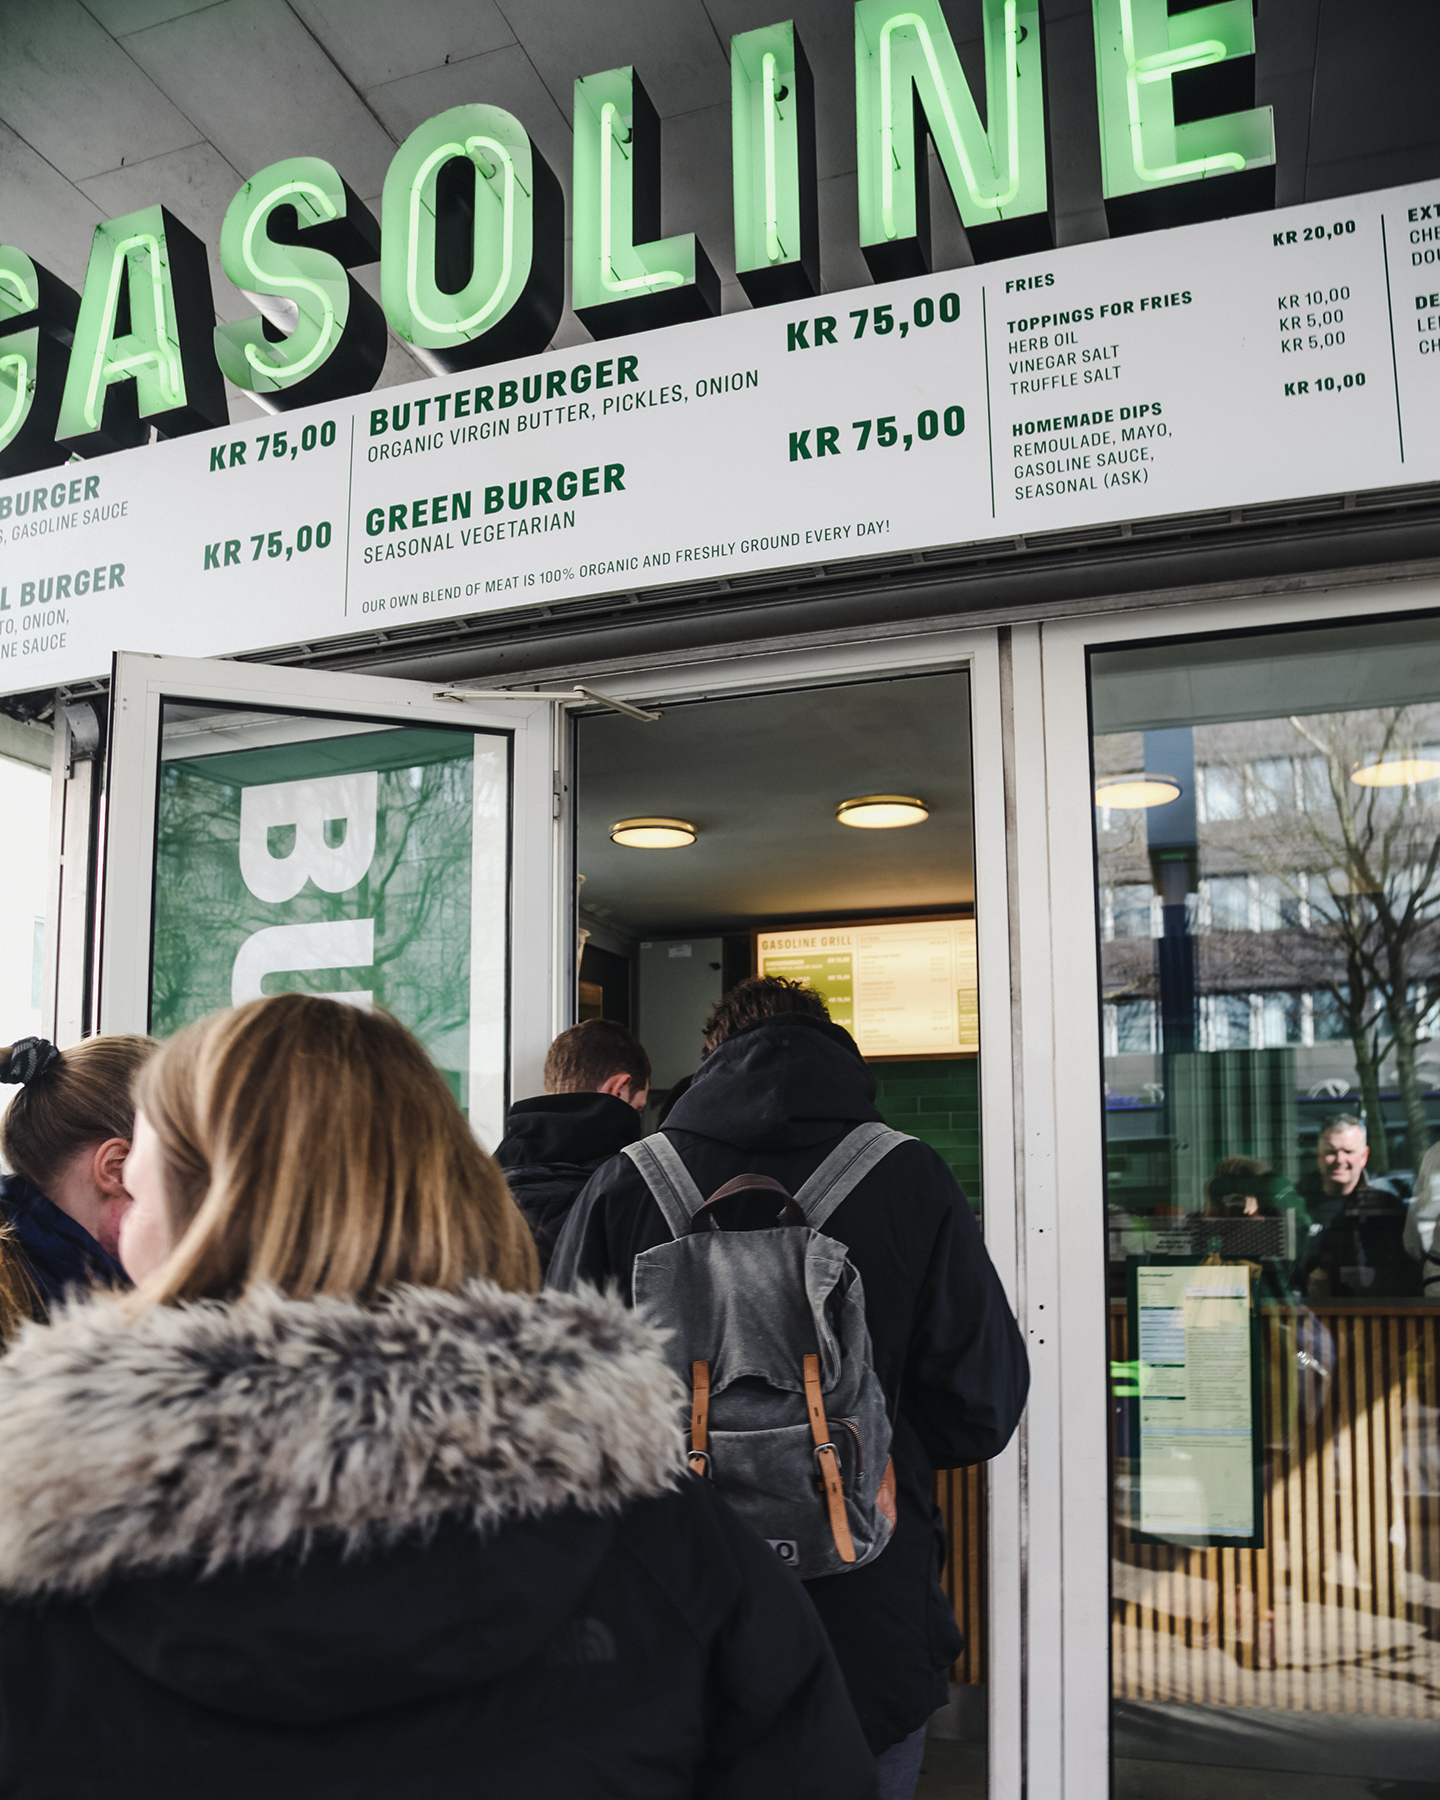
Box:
[575,670,975,935]
[0,0,1028,425]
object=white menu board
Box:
[755,917,977,1058]
[8,175,1440,695]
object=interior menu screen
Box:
[755,918,977,1059]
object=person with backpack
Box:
[495,1019,650,1276]
[548,977,1029,1799]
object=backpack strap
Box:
[621,1133,706,1240]
[794,1121,911,1232]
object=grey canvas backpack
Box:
[623,1120,908,1580]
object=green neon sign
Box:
[0,246,79,476]
[382,104,562,371]
[572,67,719,337]
[855,0,1048,274]
[1093,0,1274,214]
[215,156,385,409]
[731,23,819,305]
[57,204,225,454]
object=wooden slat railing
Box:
[935,1463,988,1685]
[1108,1302,1439,1717]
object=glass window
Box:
[1114,882,1157,939]
[150,705,510,1139]
[1206,875,1251,932]
[1091,613,1439,1791]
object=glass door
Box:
[1031,596,1440,1798]
[1090,613,1439,1793]
[100,653,557,1148]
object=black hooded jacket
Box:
[496,1093,643,1275]
[547,1014,1029,1753]
[0,1282,875,1800]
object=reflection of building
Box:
[1099,710,1440,1187]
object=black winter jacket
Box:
[0,1173,126,1315]
[495,1092,642,1275]
[0,1282,875,1799]
[548,1014,1029,1753]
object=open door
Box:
[99,653,558,1149]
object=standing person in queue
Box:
[495,1018,650,1276]
[549,976,1029,1799]
[0,1034,154,1327]
[0,995,876,1799]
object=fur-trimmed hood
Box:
[0,1280,684,1601]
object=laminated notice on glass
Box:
[1126,1259,1263,1548]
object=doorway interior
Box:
[573,668,989,1795]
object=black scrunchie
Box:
[0,1038,62,1086]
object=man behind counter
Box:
[1296,1114,1376,1235]
[495,1019,650,1276]
[1300,1115,1419,1298]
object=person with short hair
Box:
[495,1017,651,1275]
[549,976,1028,1797]
[1302,1115,1418,1297]
[1296,1113,1374,1232]
[0,994,876,1799]
[0,1033,155,1324]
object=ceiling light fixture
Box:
[836,795,929,829]
[610,817,696,848]
[1349,752,1440,788]
[1093,775,1182,809]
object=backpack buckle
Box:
[812,1441,839,1486]
[688,1448,712,1478]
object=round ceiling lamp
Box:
[610,817,696,849]
[836,795,929,829]
[1093,774,1182,809]
[1349,753,1440,788]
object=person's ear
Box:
[596,1071,633,1102]
[92,1137,132,1198]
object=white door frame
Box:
[510,625,1027,1800]
[1028,575,1440,1800]
[100,651,557,1126]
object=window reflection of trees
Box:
[151,747,474,1099]
[1097,703,1440,1171]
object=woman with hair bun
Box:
[0,994,874,1799]
[0,1033,155,1324]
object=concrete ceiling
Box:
[1,1,1434,426]
[575,670,974,935]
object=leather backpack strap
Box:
[802,1352,856,1564]
[621,1134,706,1239]
[689,1360,711,1477]
[794,1122,911,1233]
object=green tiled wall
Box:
[871,1058,982,1213]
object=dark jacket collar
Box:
[495,1092,642,1173]
[0,1173,126,1304]
[663,1013,880,1152]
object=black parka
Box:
[0,1281,875,1800]
[495,1091,643,1276]
[548,1013,1030,1753]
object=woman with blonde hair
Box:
[0,994,874,1798]
[0,1033,155,1322]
